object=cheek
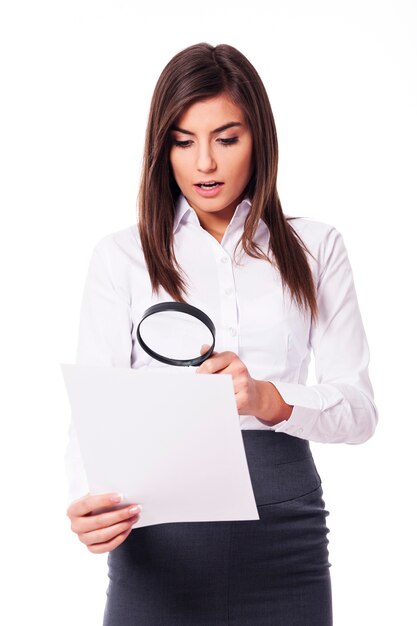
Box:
[231,138,253,173]
[170,152,190,180]
[169,156,182,181]
[234,151,253,180]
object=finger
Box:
[79,514,140,548]
[200,344,217,356]
[198,351,235,374]
[67,492,125,519]
[71,502,142,534]
[87,527,135,554]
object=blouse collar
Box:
[173,192,253,235]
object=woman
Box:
[65,42,378,625]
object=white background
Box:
[1,0,416,624]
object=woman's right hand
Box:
[67,493,141,554]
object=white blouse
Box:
[64,192,378,503]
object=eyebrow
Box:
[170,121,243,135]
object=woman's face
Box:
[169,93,254,229]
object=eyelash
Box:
[172,138,239,149]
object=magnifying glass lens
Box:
[137,302,216,367]
[139,310,213,361]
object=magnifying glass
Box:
[136,302,216,367]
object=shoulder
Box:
[285,215,346,252]
[284,215,347,278]
[86,224,146,296]
[285,215,339,243]
[92,224,141,259]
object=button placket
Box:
[217,250,238,351]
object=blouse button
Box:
[221,256,229,264]
[225,287,233,295]
[229,327,237,337]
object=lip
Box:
[193,182,225,197]
[195,180,223,185]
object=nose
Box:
[196,142,217,173]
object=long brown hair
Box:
[137,42,318,325]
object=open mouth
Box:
[195,182,224,189]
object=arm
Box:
[65,238,143,553]
[266,226,378,444]
[64,238,133,504]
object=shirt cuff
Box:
[267,379,343,439]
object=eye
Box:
[219,137,239,146]
[172,140,192,149]
[172,137,240,149]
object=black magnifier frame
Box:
[136,301,216,367]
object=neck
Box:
[190,190,247,240]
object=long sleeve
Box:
[64,238,133,505]
[268,226,378,444]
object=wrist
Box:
[255,380,294,426]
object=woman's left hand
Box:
[195,344,293,425]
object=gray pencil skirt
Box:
[103,430,332,625]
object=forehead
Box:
[175,94,245,127]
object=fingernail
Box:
[129,505,142,514]
[110,493,124,503]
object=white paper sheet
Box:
[60,364,259,528]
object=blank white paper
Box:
[60,364,259,528]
